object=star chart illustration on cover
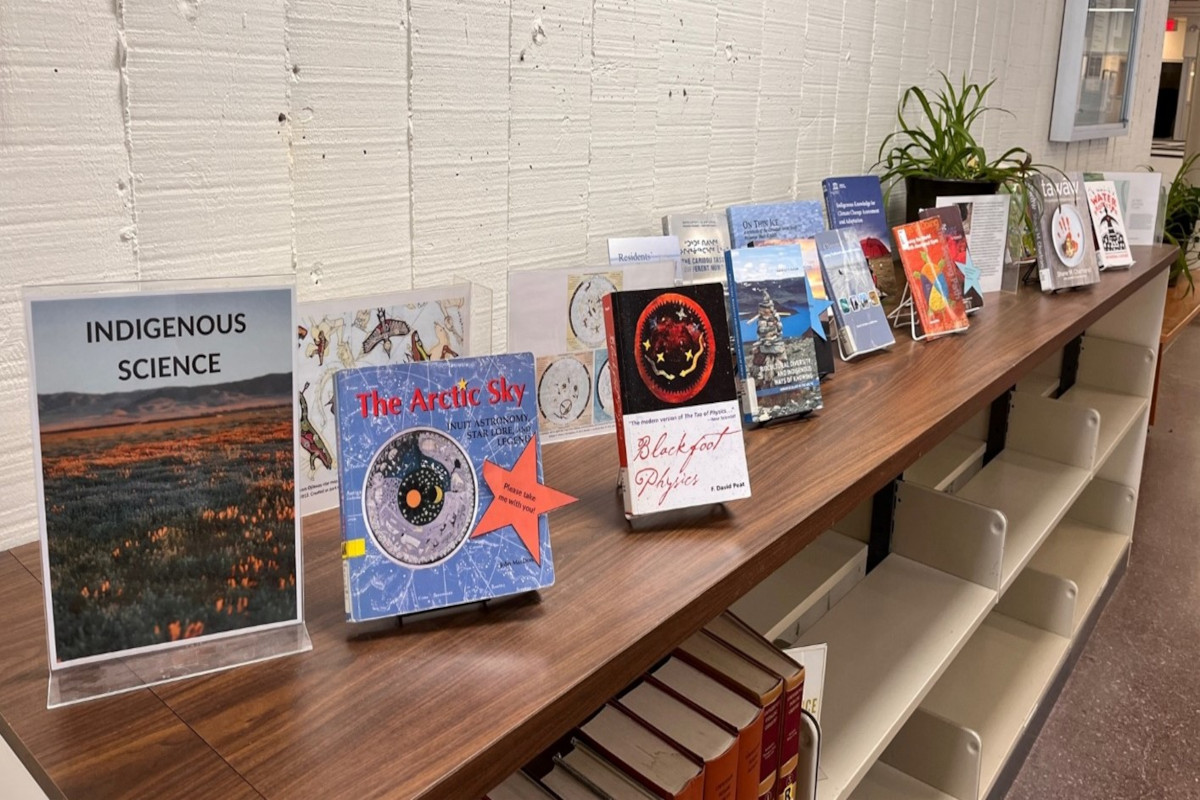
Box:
[26,287,301,667]
[508,263,676,444]
[295,285,470,515]
[726,245,824,423]
[335,355,573,621]
[602,283,751,518]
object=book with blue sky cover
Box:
[335,354,569,621]
[726,201,825,249]
[726,245,823,423]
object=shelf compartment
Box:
[729,530,867,641]
[850,762,960,800]
[903,434,985,493]
[957,393,1097,594]
[795,483,1001,800]
[1014,348,1061,398]
[1058,385,1148,473]
[1025,479,1134,635]
[914,612,1072,799]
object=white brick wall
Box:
[0,0,1170,549]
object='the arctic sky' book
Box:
[602,283,751,518]
[335,354,571,621]
[726,245,823,423]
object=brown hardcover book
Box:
[675,632,783,800]
[617,681,740,800]
[704,613,805,800]
[561,740,658,799]
[485,770,557,800]
[541,762,604,800]
[579,704,706,800]
[651,656,765,800]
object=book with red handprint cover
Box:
[1027,173,1101,292]
[892,219,970,338]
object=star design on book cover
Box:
[471,436,576,565]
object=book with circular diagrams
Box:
[334,353,553,621]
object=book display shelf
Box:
[0,246,1172,800]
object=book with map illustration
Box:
[296,285,471,515]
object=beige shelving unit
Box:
[742,270,1168,800]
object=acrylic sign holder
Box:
[24,275,313,707]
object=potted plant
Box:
[876,73,1033,221]
[1162,152,1200,294]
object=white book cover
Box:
[1083,171,1163,246]
[296,284,470,514]
[507,262,676,444]
[935,193,1011,295]
[663,213,731,285]
[1084,180,1135,269]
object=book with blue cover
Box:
[726,245,823,423]
[814,229,895,357]
[335,354,560,621]
[726,201,825,248]
[821,175,900,297]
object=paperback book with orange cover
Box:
[892,219,969,338]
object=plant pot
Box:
[905,176,999,222]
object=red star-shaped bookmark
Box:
[471,437,575,565]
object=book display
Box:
[822,175,900,297]
[1027,174,1101,292]
[665,213,733,285]
[934,194,1012,295]
[1084,180,1135,269]
[334,354,572,622]
[1081,171,1164,246]
[919,205,984,313]
[508,263,676,444]
[0,245,1174,799]
[813,229,895,359]
[23,281,311,705]
[602,283,751,518]
[296,284,472,515]
[892,219,970,339]
[725,245,824,423]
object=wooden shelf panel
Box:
[956,451,1091,594]
[918,613,1071,798]
[729,530,866,641]
[903,434,985,492]
[796,557,995,800]
[0,247,1173,800]
[851,762,959,800]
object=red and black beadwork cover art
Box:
[607,283,737,414]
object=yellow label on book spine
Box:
[342,539,366,559]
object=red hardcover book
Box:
[703,613,805,800]
[676,632,783,800]
[892,218,969,338]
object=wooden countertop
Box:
[0,246,1174,800]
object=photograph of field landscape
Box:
[29,289,299,664]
